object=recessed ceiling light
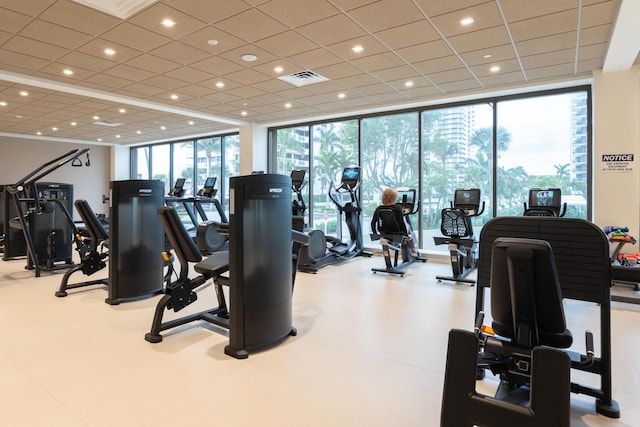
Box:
[404,81,414,87]
[93,116,99,120]
[0,101,6,106]
[16,115,22,119]
[20,91,28,96]
[216,82,225,88]
[63,69,74,76]
[241,54,257,62]
[97,138,102,142]
[160,126,166,130]
[352,45,364,53]
[207,39,218,46]
[274,66,284,73]
[104,48,116,56]
[119,108,126,113]
[70,122,77,126]
[188,120,194,125]
[483,54,492,59]
[161,18,175,27]
[136,130,142,134]
[337,93,346,99]
[171,94,179,100]
[460,17,474,26]
[116,134,121,138]
[285,103,292,108]
[241,111,248,116]
[490,65,501,73]
[36,131,42,135]
[52,127,58,131]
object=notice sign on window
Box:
[601,153,634,173]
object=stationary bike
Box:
[295,167,369,273]
[433,188,484,285]
[370,188,427,276]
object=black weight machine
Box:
[165,177,229,254]
[523,187,567,217]
[56,199,109,297]
[3,149,88,277]
[145,174,310,359]
[370,188,427,276]
[296,166,370,273]
[434,188,484,285]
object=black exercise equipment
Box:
[296,166,369,273]
[165,177,228,254]
[523,187,567,217]
[3,149,88,276]
[442,237,600,426]
[475,216,620,419]
[370,188,426,276]
[145,205,231,344]
[107,180,165,305]
[434,188,484,284]
[146,174,309,359]
[291,169,307,232]
[56,199,109,297]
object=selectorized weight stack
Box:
[225,173,295,359]
[107,180,164,305]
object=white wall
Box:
[593,66,640,250]
[0,138,111,218]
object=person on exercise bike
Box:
[371,188,418,256]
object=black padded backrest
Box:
[440,208,473,238]
[372,206,405,235]
[477,216,611,304]
[490,237,570,348]
[75,199,109,242]
[157,206,202,264]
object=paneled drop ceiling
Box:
[0,0,636,146]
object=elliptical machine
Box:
[295,167,368,273]
[433,188,484,285]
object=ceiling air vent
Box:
[93,120,123,127]
[278,70,329,87]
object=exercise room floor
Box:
[0,251,639,426]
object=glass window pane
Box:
[361,112,419,246]
[222,134,240,217]
[496,92,588,218]
[195,137,223,221]
[151,144,170,195]
[422,104,494,253]
[311,121,358,238]
[132,147,150,179]
[173,141,194,196]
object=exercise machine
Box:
[296,166,369,273]
[441,237,603,426]
[165,177,228,254]
[370,188,427,276]
[106,179,165,305]
[145,174,310,359]
[56,199,109,297]
[473,216,621,419]
[291,169,308,232]
[3,149,87,276]
[523,187,566,216]
[434,188,484,285]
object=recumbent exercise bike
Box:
[434,188,484,285]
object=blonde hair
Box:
[381,188,398,206]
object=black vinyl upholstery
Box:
[440,208,473,238]
[157,205,202,265]
[371,206,405,236]
[75,199,109,244]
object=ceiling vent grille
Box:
[93,120,123,127]
[278,70,329,87]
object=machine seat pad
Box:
[194,250,230,277]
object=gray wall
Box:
[0,138,111,218]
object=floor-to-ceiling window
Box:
[421,103,494,252]
[269,86,590,254]
[361,112,419,246]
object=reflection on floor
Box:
[0,251,638,426]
